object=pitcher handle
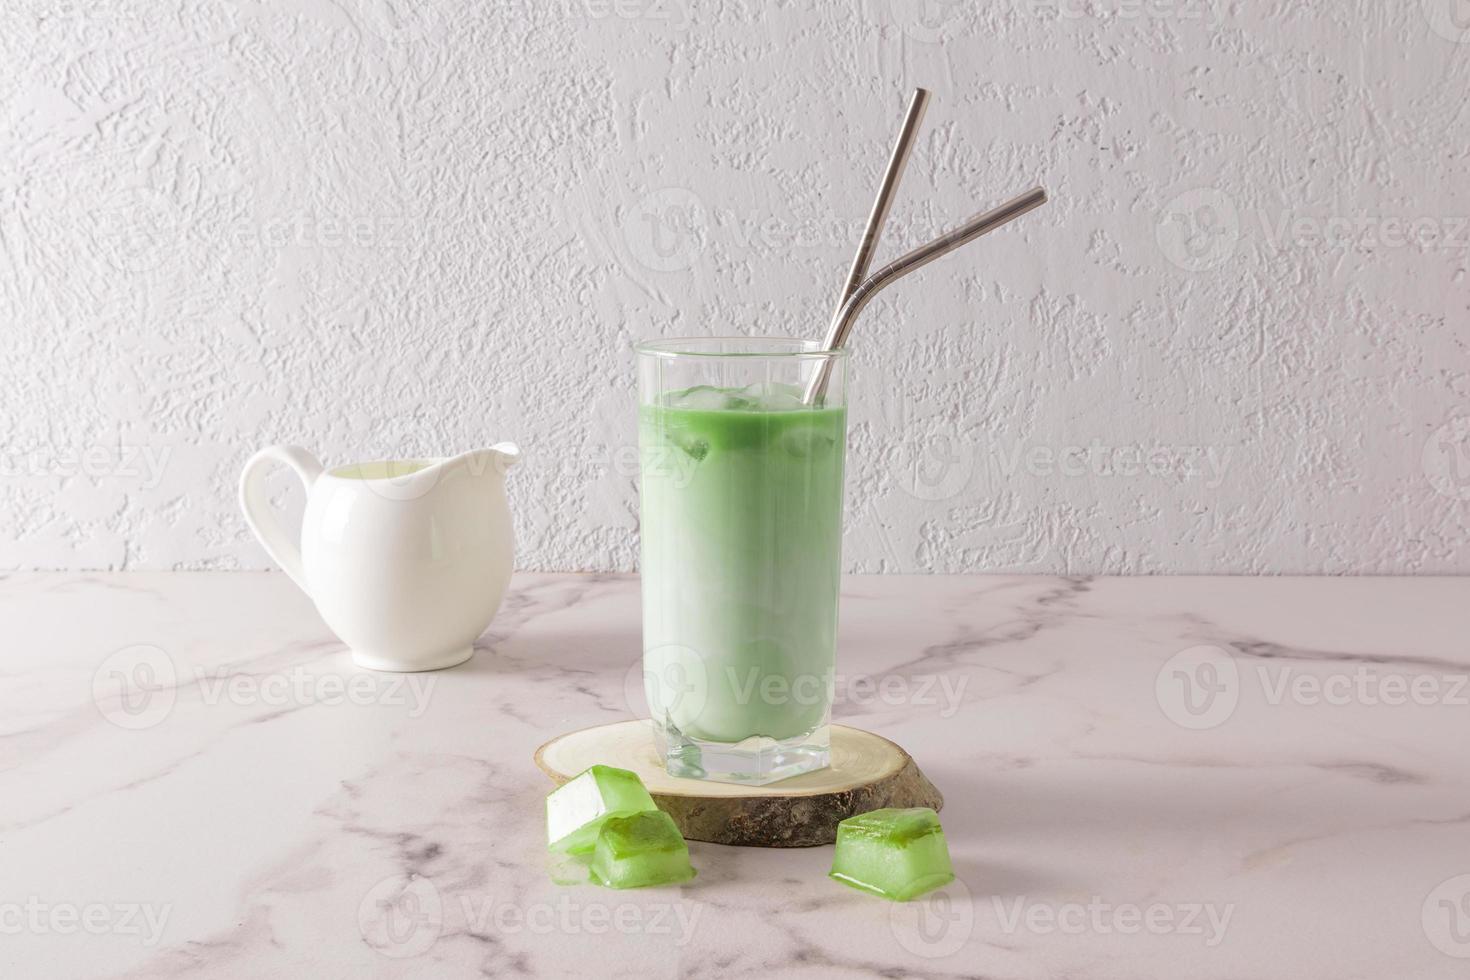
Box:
[239,445,324,594]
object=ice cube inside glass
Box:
[545,765,658,854]
[589,810,697,889]
[829,807,955,901]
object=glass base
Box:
[653,721,831,785]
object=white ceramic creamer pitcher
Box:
[239,444,520,671]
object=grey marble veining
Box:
[2,573,1469,978]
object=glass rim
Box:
[634,336,849,361]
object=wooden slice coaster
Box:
[533,720,943,848]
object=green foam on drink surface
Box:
[829,807,955,902]
[545,765,658,855]
[589,811,696,889]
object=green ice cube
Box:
[546,765,658,855]
[589,810,696,889]
[829,807,955,901]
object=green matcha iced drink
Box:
[637,352,847,784]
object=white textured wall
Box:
[2,0,1467,574]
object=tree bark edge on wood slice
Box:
[533,720,943,848]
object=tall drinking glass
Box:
[636,338,848,784]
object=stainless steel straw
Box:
[829,89,930,315]
[803,186,1050,404]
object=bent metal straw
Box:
[804,186,1050,405]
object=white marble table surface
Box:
[3,573,1469,979]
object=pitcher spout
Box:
[435,443,521,482]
